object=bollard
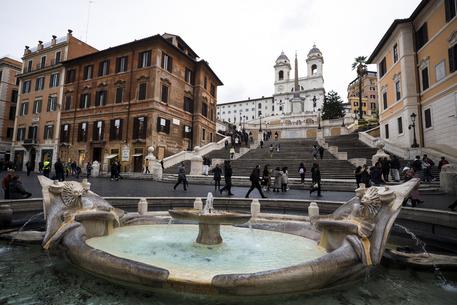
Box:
[308,202,319,220]
[138,198,148,215]
[194,197,203,210]
[251,199,261,218]
[82,179,91,191]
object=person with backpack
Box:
[298,163,306,184]
[422,154,434,182]
[220,160,234,196]
[245,165,267,199]
[310,163,322,197]
[212,163,222,191]
[173,162,188,191]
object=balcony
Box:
[22,138,38,150]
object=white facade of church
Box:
[217,45,325,124]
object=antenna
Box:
[85,0,94,42]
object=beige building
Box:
[367,0,457,159]
[0,57,21,161]
[347,71,378,119]
[12,30,97,170]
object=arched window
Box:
[278,70,284,80]
[311,64,318,75]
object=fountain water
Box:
[9,212,44,245]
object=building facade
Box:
[12,30,97,171]
[59,33,222,172]
[0,57,21,162]
[367,0,457,156]
[347,71,378,119]
[217,45,325,124]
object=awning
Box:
[105,154,119,159]
[132,153,143,157]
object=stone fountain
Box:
[168,193,251,245]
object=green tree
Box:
[321,90,344,120]
[352,56,367,120]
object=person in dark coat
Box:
[38,161,44,174]
[412,156,423,173]
[390,155,401,182]
[318,146,325,160]
[262,164,271,191]
[173,162,187,191]
[86,162,92,178]
[8,175,32,199]
[370,162,385,186]
[54,158,65,181]
[25,161,34,176]
[212,163,222,190]
[360,164,371,187]
[355,166,362,188]
[298,162,306,184]
[245,165,267,198]
[2,170,14,199]
[220,160,234,196]
[310,163,322,197]
[110,161,118,181]
[381,157,390,182]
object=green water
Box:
[1,241,456,304]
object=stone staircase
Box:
[325,134,378,163]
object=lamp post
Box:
[242,115,246,131]
[317,108,321,129]
[408,112,419,148]
[259,112,263,132]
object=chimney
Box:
[51,35,57,46]
[24,45,31,56]
[67,29,73,40]
[37,40,43,51]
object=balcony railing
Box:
[23,59,61,74]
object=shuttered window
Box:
[109,118,123,140]
[138,51,151,68]
[93,121,104,141]
[156,117,170,134]
[133,116,147,139]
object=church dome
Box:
[308,44,322,57]
[276,51,290,63]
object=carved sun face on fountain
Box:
[359,187,382,219]
[61,182,86,209]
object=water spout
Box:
[203,192,214,214]
[9,212,44,245]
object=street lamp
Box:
[408,112,419,148]
[259,112,263,132]
[317,108,322,129]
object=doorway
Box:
[133,148,143,172]
[14,150,24,171]
[30,148,37,171]
[157,146,165,160]
[92,147,102,162]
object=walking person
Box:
[229,146,235,160]
[281,167,288,192]
[312,145,319,160]
[310,163,322,197]
[86,162,92,178]
[370,162,385,186]
[25,160,34,176]
[173,162,187,191]
[110,161,118,181]
[203,157,211,176]
[262,164,271,192]
[355,166,362,188]
[276,143,280,152]
[298,162,306,184]
[269,144,274,158]
[54,158,65,181]
[438,157,449,171]
[75,164,81,179]
[144,159,150,174]
[260,140,264,149]
[272,167,282,192]
[220,160,234,196]
[38,161,44,174]
[422,154,434,182]
[390,155,401,182]
[245,165,267,198]
[71,160,77,176]
[360,164,371,187]
[42,158,51,178]
[381,157,390,182]
[212,163,222,190]
[318,146,325,160]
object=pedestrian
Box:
[212,163,222,190]
[360,164,371,187]
[203,157,211,176]
[276,143,280,152]
[224,140,229,150]
[310,163,322,197]
[412,155,422,175]
[274,131,278,141]
[71,160,77,176]
[220,160,234,196]
[272,167,282,192]
[230,146,235,159]
[262,164,271,191]
[370,162,385,186]
[281,167,288,192]
[245,165,267,198]
[260,140,264,149]
[38,161,44,174]
[144,159,150,174]
[438,157,449,171]
[110,161,118,181]
[76,165,81,179]
[318,146,324,160]
[54,158,65,181]
[312,145,319,160]
[25,160,34,176]
[390,155,401,182]
[8,175,32,199]
[298,162,306,184]
[42,158,51,178]
[173,162,187,191]
[86,162,92,178]
[381,157,390,182]
[422,154,434,182]
[234,137,239,148]
[355,166,362,188]
[2,169,14,199]
[116,161,121,180]
[269,144,274,158]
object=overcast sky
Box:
[0,0,420,103]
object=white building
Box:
[217,45,325,125]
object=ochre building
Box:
[347,71,378,119]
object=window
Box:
[44,125,54,140]
[80,93,91,108]
[435,60,446,82]
[449,43,457,73]
[445,0,457,22]
[27,60,33,73]
[161,84,168,103]
[20,101,29,116]
[64,95,72,110]
[185,68,194,84]
[16,127,26,141]
[32,99,42,114]
[116,56,128,73]
[66,69,76,83]
[83,65,93,80]
[393,44,398,63]
[40,56,46,69]
[49,73,59,87]
[133,116,147,139]
[98,60,110,76]
[22,80,31,93]
[184,96,193,112]
[395,80,401,101]
[156,117,170,134]
[202,128,206,141]
[47,96,57,112]
[397,117,403,134]
[6,128,14,140]
[161,52,173,72]
[183,125,192,138]
[421,66,429,91]
[35,77,44,91]
[95,90,107,106]
[278,70,284,80]
[379,57,387,77]
[55,51,61,64]
[202,103,208,117]
[371,102,376,109]
[28,126,38,141]
[311,64,317,75]
[9,106,16,120]
[115,87,123,103]
[78,122,88,142]
[415,23,428,51]
[60,124,70,142]
[424,108,432,128]
[383,91,388,110]
[138,83,147,100]
[93,121,104,141]
[138,51,151,68]
[210,83,216,97]
[11,89,18,104]
[110,119,123,140]
[384,124,389,139]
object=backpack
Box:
[299,167,304,174]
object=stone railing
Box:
[359,128,418,160]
